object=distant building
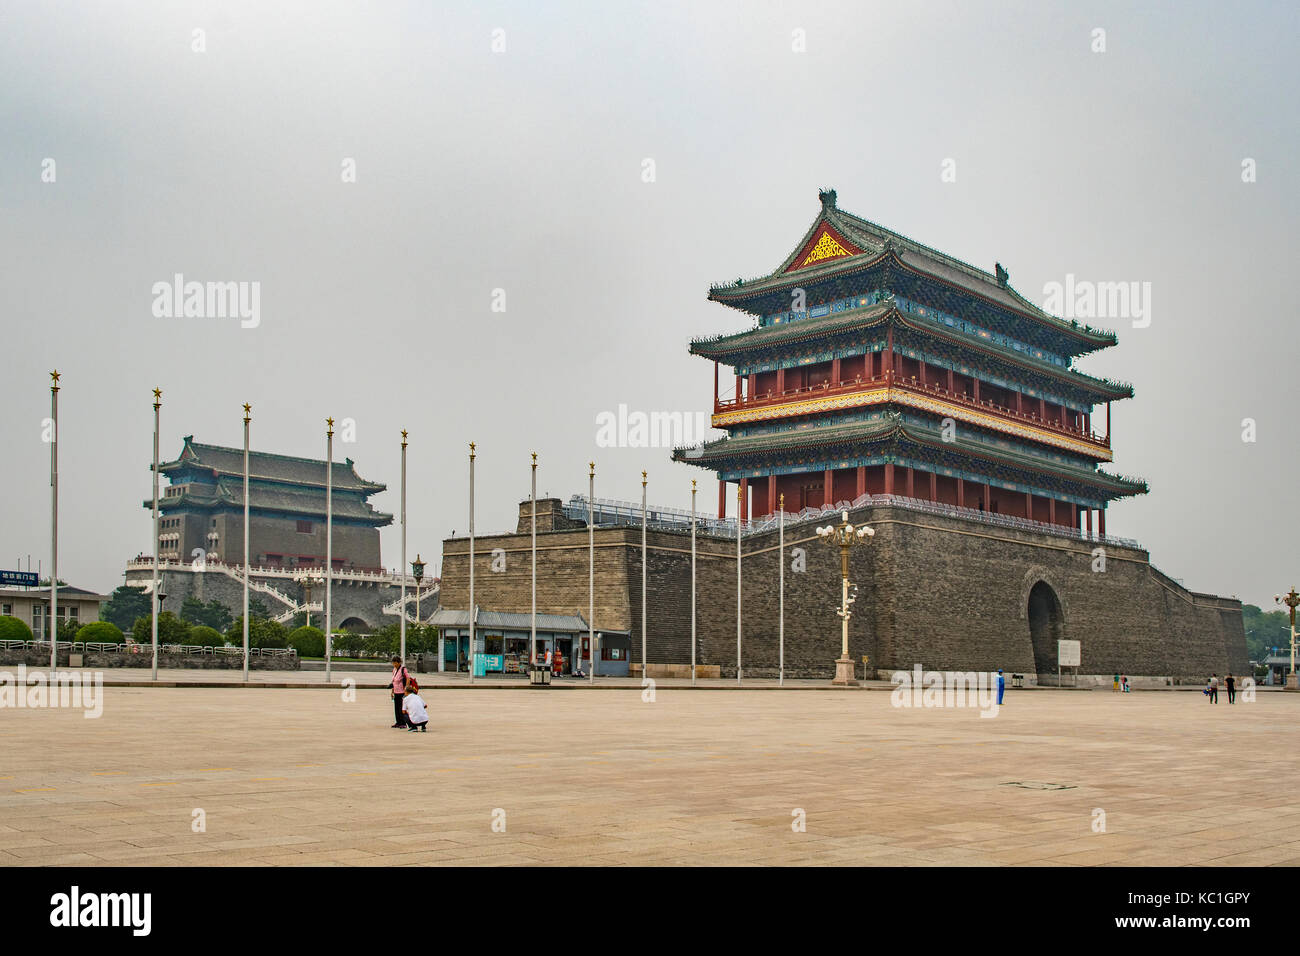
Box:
[146,436,392,571]
[0,585,108,640]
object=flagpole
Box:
[400,430,408,666]
[530,452,537,669]
[49,371,59,670]
[475,444,480,686]
[691,479,696,688]
[736,485,742,686]
[241,403,250,683]
[641,471,647,681]
[588,461,595,685]
[779,492,785,687]
[151,388,161,681]
[324,417,333,683]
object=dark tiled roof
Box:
[160,437,385,492]
[708,191,1116,352]
[674,415,1146,497]
[152,476,392,524]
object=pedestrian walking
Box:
[1225,673,1236,704]
[389,656,411,727]
[1208,673,1219,704]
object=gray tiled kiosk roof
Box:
[429,609,589,632]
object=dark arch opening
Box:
[1028,581,1064,675]
[339,617,369,633]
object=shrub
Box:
[132,611,189,645]
[183,625,223,647]
[75,621,124,645]
[0,615,34,642]
[287,625,325,658]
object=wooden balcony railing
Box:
[714,371,1110,448]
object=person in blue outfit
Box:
[996,668,1005,706]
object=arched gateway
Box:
[1027,581,1064,675]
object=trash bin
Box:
[415,653,426,674]
[528,666,552,687]
[1012,673,1024,688]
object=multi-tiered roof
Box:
[674,189,1146,519]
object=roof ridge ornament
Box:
[819,187,837,210]
[995,262,1010,288]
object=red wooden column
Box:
[885,327,894,380]
[1039,398,1047,421]
[972,378,981,403]
[718,479,726,520]
[1049,498,1056,525]
[947,368,955,394]
[739,477,749,523]
[929,471,937,502]
[866,351,875,379]
[1015,391,1023,414]
[905,467,915,499]
[1086,508,1093,536]
[856,466,866,498]
[918,361,927,388]
[776,367,785,395]
[823,468,835,506]
[747,373,756,399]
[767,474,777,516]
[1099,506,1106,538]
[831,357,841,386]
[713,361,719,409]
[1070,502,1078,531]
[884,463,895,495]
[1025,492,1033,519]
[956,477,965,508]
[983,483,992,512]
[735,374,743,402]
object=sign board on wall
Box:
[1057,639,1081,668]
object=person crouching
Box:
[403,686,429,733]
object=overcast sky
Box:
[2,0,1296,609]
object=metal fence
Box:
[0,640,295,658]
[563,492,1141,550]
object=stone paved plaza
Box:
[2,681,1296,866]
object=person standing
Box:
[996,668,1005,706]
[1208,673,1219,704]
[390,656,410,728]
[1112,672,1120,693]
[1225,673,1236,704]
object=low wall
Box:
[0,650,300,671]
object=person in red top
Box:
[554,650,564,677]
[389,656,410,728]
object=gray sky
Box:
[2,0,1296,608]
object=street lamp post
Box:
[816,509,874,686]
[294,571,323,629]
[1275,587,1299,691]
[412,554,426,625]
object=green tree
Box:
[287,625,326,658]
[182,625,224,647]
[132,611,190,645]
[75,621,125,645]
[180,597,234,632]
[100,585,151,631]
[1241,603,1289,664]
[0,615,34,642]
